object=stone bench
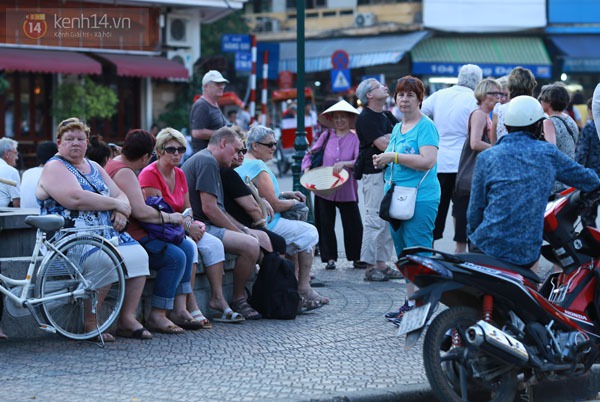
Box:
[0,209,245,338]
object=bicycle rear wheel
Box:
[36,234,126,340]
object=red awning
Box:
[0,47,101,75]
[95,53,189,80]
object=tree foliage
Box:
[52,77,118,122]
[200,10,249,58]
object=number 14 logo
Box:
[23,13,47,40]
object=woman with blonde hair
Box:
[139,128,242,325]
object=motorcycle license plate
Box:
[397,303,430,336]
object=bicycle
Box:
[0,214,126,340]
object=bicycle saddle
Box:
[25,215,65,232]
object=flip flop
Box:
[212,307,245,323]
[190,309,213,329]
[115,327,153,340]
[147,324,185,334]
[169,318,203,330]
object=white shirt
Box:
[0,158,21,207]
[20,166,42,209]
[421,85,478,173]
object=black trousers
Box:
[314,196,363,263]
[433,172,457,240]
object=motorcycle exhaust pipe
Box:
[466,320,529,365]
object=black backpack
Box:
[249,251,300,320]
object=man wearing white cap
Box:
[190,70,229,153]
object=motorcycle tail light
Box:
[402,255,453,282]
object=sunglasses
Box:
[163,146,186,154]
[257,142,277,149]
[486,92,504,97]
[236,148,247,155]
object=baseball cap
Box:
[202,70,229,85]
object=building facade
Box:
[0,0,246,168]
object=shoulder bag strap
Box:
[57,155,102,194]
[554,116,578,143]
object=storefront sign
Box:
[4,7,159,51]
[412,62,551,79]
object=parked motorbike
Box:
[396,187,600,402]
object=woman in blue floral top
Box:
[36,117,150,342]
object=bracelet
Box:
[394,152,399,164]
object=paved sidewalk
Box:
[0,261,424,402]
[1,258,598,402]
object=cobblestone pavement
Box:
[1,257,597,402]
[0,260,428,402]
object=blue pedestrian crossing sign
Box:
[331,69,351,92]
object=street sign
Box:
[222,34,251,53]
[235,52,252,72]
[331,69,351,92]
[331,49,350,70]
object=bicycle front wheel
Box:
[36,234,126,340]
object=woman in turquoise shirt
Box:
[373,76,440,319]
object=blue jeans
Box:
[140,236,195,310]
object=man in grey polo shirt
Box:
[182,127,264,320]
[190,70,229,154]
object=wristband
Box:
[394,152,399,164]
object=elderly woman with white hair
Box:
[236,125,329,310]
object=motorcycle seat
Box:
[455,253,542,283]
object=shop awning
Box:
[411,37,552,78]
[549,35,600,73]
[0,47,101,75]
[95,53,189,80]
[277,31,429,73]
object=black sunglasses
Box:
[257,142,277,149]
[163,146,186,154]
[237,148,247,155]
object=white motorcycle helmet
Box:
[504,95,546,127]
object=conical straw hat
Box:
[318,100,360,129]
[300,166,349,197]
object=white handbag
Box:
[389,185,418,220]
[386,157,430,221]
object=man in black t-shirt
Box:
[354,78,402,282]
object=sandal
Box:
[147,324,185,335]
[94,333,115,343]
[115,327,152,340]
[190,309,213,329]
[231,299,262,320]
[298,297,323,313]
[212,307,245,323]
[299,289,329,306]
[170,318,204,331]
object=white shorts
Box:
[196,231,225,267]
[272,218,318,255]
[118,243,150,278]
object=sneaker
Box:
[325,261,336,270]
[364,267,389,282]
[388,302,413,325]
[382,266,404,279]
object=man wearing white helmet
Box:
[467,95,600,268]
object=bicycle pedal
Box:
[39,325,57,334]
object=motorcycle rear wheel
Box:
[423,306,518,402]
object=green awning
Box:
[411,37,551,78]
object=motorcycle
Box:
[395,187,600,402]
